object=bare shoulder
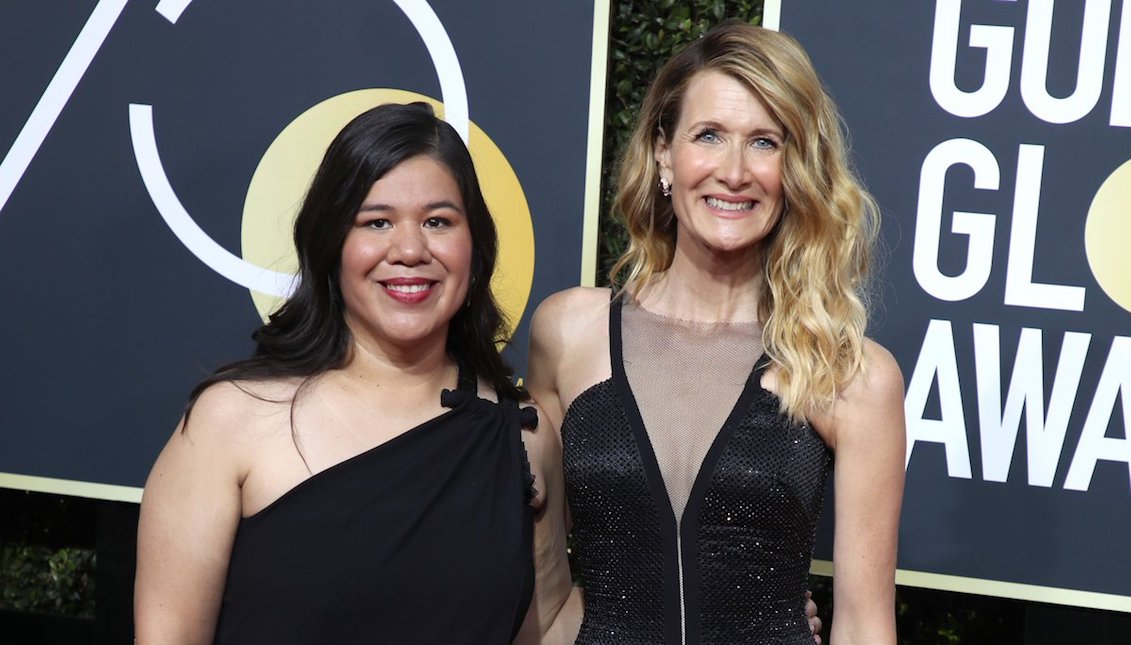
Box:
[847,339,905,404]
[531,286,611,340]
[810,339,905,450]
[843,339,905,445]
[529,287,613,409]
[179,378,300,451]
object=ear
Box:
[654,129,672,179]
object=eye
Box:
[694,128,720,144]
[363,218,391,229]
[751,136,780,150]
[424,216,453,228]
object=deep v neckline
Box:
[608,297,769,528]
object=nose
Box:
[387,225,432,266]
[717,143,752,190]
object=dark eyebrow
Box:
[688,120,784,138]
[357,200,464,213]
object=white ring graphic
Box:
[132,0,468,296]
[129,104,297,295]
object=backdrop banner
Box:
[0,1,608,497]
[774,0,1131,610]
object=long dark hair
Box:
[184,102,523,425]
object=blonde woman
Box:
[526,22,904,644]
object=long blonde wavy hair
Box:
[610,22,879,422]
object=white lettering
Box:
[914,138,998,301]
[930,0,1015,118]
[1110,0,1131,126]
[1021,0,1112,124]
[906,319,973,478]
[1064,337,1131,491]
[974,324,1091,485]
[1003,145,1087,310]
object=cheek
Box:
[443,233,474,281]
[340,234,384,273]
[673,150,713,185]
[759,158,784,195]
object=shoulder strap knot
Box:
[518,405,539,430]
[440,388,472,409]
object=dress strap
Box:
[456,360,477,393]
[609,291,624,371]
[440,361,478,408]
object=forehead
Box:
[675,70,780,132]
[363,155,462,205]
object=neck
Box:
[638,239,765,323]
[341,332,456,393]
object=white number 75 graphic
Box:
[0,0,130,215]
[0,0,296,296]
[1,0,465,300]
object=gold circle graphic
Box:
[241,89,535,336]
[1085,159,1131,313]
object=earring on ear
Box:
[659,177,672,197]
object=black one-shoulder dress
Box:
[212,369,535,644]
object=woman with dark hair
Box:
[527,23,904,644]
[134,102,548,644]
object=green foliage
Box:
[597,0,764,284]
[0,544,95,618]
[895,585,1022,645]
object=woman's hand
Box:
[806,589,823,644]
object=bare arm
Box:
[514,292,596,644]
[513,403,581,644]
[817,341,906,645]
[134,384,249,644]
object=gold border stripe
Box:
[580,0,611,287]
[763,0,782,30]
[810,560,1131,613]
[0,472,142,503]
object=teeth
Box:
[385,283,430,293]
[706,196,753,211]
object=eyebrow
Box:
[689,120,784,137]
[358,200,464,213]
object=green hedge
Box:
[598,0,764,284]
[0,545,94,618]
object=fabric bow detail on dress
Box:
[517,406,539,506]
[518,405,538,429]
[440,388,472,409]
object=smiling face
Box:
[655,69,786,263]
[339,154,473,354]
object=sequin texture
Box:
[562,298,832,644]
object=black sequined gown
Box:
[562,298,832,644]
[212,369,535,645]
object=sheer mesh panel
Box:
[621,300,764,523]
